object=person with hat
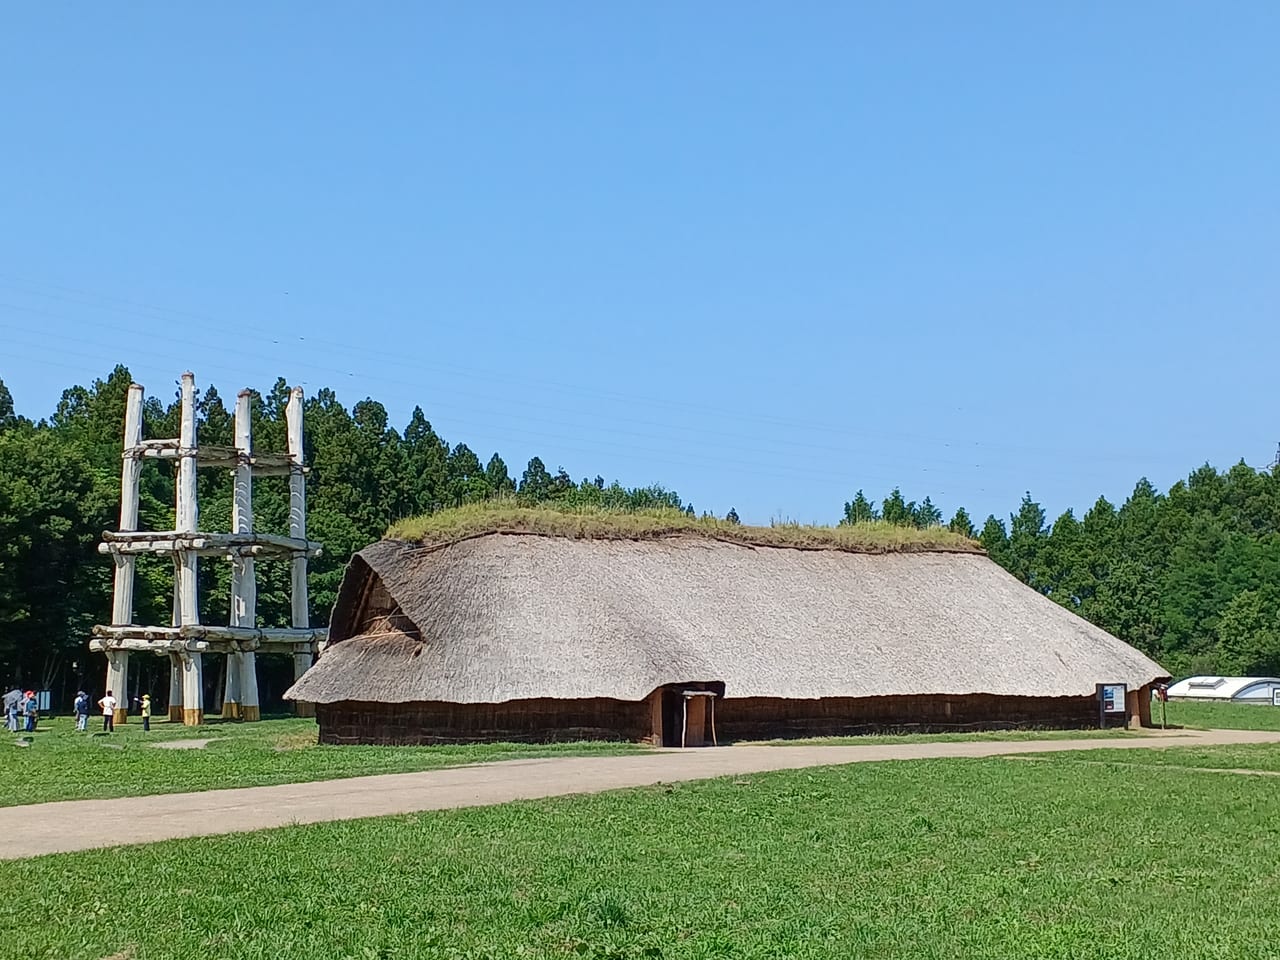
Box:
[74,691,91,731]
[23,691,37,732]
[140,693,152,732]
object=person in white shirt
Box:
[98,690,118,733]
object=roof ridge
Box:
[381,527,988,558]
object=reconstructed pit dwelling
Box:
[287,509,1168,745]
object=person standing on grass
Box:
[140,694,152,732]
[99,690,117,732]
[23,691,37,732]
[74,691,90,731]
[3,688,21,731]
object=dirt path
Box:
[8,728,1278,860]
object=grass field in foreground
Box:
[1046,739,1280,773]
[3,716,641,807]
[10,702,1276,809]
[4,748,1280,960]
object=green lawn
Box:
[4,715,642,806]
[758,727,1142,746]
[10,701,1279,810]
[1044,740,1280,774]
[1157,699,1280,731]
[4,748,1280,959]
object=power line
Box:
[0,272,1180,463]
[0,331,1163,500]
[0,273,1223,518]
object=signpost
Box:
[1096,682,1128,730]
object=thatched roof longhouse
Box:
[287,530,1168,707]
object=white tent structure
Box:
[1166,676,1280,703]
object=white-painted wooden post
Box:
[285,387,315,716]
[230,389,260,721]
[223,652,241,718]
[176,372,203,725]
[168,653,183,723]
[167,571,183,721]
[105,384,145,724]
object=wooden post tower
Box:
[90,372,326,725]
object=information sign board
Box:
[1099,684,1125,714]
[1096,682,1128,729]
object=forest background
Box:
[3,366,1278,703]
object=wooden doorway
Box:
[660,689,683,747]
[658,686,719,747]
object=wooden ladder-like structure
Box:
[90,372,326,725]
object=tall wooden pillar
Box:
[176,372,203,725]
[223,653,242,719]
[286,387,315,717]
[179,653,202,726]
[105,651,129,722]
[106,384,144,724]
[167,652,183,722]
[231,390,260,721]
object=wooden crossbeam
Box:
[92,624,326,642]
[90,624,326,654]
[99,531,322,557]
[91,641,319,654]
[123,442,303,476]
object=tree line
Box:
[2,365,1277,696]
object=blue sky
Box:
[2,3,1277,526]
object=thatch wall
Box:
[714,693,1101,741]
[316,689,1129,745]
[316,697,653,745]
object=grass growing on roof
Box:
[386,502,982,553]
[6,748,1280,958]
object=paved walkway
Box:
[7,728,1279,860]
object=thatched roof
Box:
[287,532,1168,706]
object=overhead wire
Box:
[0,318,1151,495]
[0,273,1208,512]
[0,272,1177,463]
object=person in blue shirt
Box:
[23,692,37,732]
